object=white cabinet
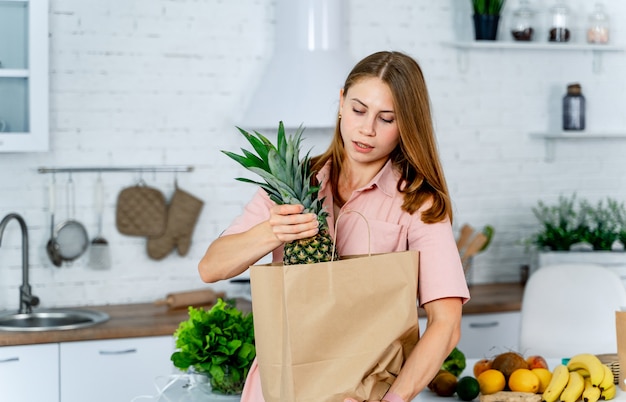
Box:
[457,312,521,358]
[0,0,49,152]
[60,336,175,402]
[0,343,59,402]
[418,311,521,359]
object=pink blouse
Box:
[222,160,470,402]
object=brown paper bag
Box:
[250,250,419,402]
[617,310,626,391]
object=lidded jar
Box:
[511,0,536,41]
[549,2,571,42]
[563,83,585,131]
[587,3,610,44]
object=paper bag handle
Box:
[332,209,372,261]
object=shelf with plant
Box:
[528,193,626,252]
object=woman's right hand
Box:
[268,204,319,243]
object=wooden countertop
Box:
[0,283,524,347]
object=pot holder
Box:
[116,184,167,237]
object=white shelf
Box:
[443,41,626,73]
[443,41,626,52]
[530,131,626,161]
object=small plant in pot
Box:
[171,298,255,395]
[529,193,626,251]
[471,0,506,40]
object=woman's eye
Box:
[352,108,365,115]
[380,116,394,124]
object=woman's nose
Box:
[360,116,376,136]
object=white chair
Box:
[519,263,626,358]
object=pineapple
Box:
[222,121,335,265]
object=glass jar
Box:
[563,83,585,131]
[549,2,571,42]
[511,0,536,41]
[587,3,610,44]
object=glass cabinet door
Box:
[0,0,49,152]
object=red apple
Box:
[526,355,549,369]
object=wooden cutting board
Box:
[479,391,541,402]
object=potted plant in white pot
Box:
[528,193,626,288]
[170,298,255,396]
[472,0,506,40]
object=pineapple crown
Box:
[222,121,328,225]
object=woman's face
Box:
[339,77,400,167]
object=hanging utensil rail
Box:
[38,165,194,174]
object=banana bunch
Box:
[541,354,616,402]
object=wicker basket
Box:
[597,353,620,385]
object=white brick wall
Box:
[1,0,626,309]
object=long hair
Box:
[310,51,453,224]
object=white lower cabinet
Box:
[60,336,175,402]
[457,312,521,358]
[0,343,60,402]
[419,311,521,359]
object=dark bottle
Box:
[563,83,585,131]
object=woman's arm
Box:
[198,204,319,283]
[384,297,463,402]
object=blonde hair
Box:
[311,51,453,224]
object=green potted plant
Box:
[529,193,626,277]
[530,193,625,251]
[471,0,506,40]
[170,298,255,395]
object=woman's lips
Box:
[353,141,373,153]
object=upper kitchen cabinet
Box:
[0,0,49,152]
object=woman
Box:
[199,50,469,402]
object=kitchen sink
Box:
[0,308,110,332]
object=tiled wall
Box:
[1,0,625,309]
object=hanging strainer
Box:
[55,174,89,263]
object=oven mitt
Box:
[116,185,167,237]
[147,187,204,260]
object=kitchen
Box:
[1,0,626,401]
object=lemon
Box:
[477,369,506,395]
[508,368,540,393]
[457,376,480,401]
[531,368,552,393]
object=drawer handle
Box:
[99,348,138,355]
[0,357,19,363]
[469,321,499,329]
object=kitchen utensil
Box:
[456,223,475,251]
[115,182,167,237]
[461,232,488,267]
[55,174,89,263]
[88,175,111,270]
[46,177,63,267]
[153,288,225,310]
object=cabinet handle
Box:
[0,357,19,363]
[469,321,499,329]
[98,348,138,355]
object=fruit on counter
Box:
[429,370,458,397]
[526,355,549,370]
[565,353,606,388]
[559,371,585,402]
[441,347,467,377]
[491,352,530,381]
[601,384,616,400]
[597,363,615,391]
[477,369,507,395]
[541,364,570,402]
[582,377,601,402]
[508,369,540,393]
[456,376,481,401]
[531,368,552,393]
[474,358,494,378]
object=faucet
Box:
[0,213,40,314]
